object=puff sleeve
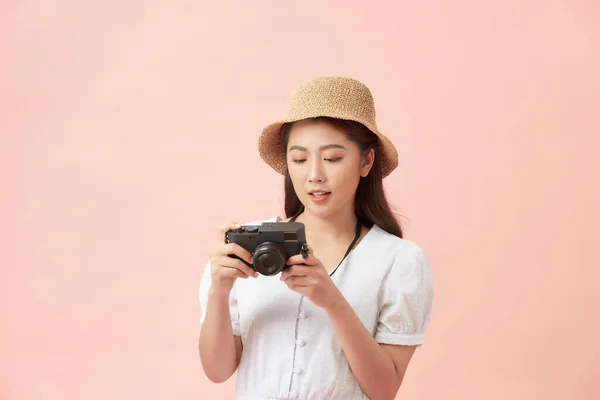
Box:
[198,259,241,336]
[374,243,434,346]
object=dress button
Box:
[289,391,298,398]
[298,311,307,319]
[294,367,304,375]
[296,339,306,347]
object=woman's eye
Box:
[291,158,340,164]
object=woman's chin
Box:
[300,201,339,219]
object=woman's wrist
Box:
[323,287,348,315]
[208,285,232,300]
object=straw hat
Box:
[258,76,398,178]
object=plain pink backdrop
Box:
[1,1,599,399]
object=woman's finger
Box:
[280,265,312,281]
[219,221,241,242]
[216,242,254,264]
[217,266,252,279]
[289,244,317,265]
[286,253,318,266]
[284,276,312,287]
[212,255,258,278]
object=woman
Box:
[198,76,434,400]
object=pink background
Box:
[2,1,599,399]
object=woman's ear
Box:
[360,148,375,177]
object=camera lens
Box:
[252,242,287,276]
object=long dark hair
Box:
[281,117,403,238]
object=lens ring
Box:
[252,242,287,276]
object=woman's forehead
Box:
[287,120,350,144]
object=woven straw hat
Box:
[258,76,398,178]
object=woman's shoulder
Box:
[369,225,434,285]
[369,224,427,257]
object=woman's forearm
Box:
[326,294,400,400]
[199,287,241,383]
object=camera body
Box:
[225,221,308,276]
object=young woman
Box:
[198,76,434,400]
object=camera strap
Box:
[290,212,362,277]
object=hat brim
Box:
[258,114,398,178]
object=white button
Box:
[298,312,307,319]
[289,391,298,398]
[294,367,304,375]
[296,339,306,347]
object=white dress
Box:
[199,216,435,400]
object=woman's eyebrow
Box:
[288,144,347,152]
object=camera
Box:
[225,221,308,276]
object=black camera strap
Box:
[290,211,362,277]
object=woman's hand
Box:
[209,222,259,295]
[280,247,343,310]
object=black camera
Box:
[225,221,308,276]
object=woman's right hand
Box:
[208,222,259,294]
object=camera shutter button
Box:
[245,226,258,233]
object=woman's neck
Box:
[294,206,358,243]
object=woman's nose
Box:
[308,160,325,183]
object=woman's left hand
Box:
[280,247,343,310]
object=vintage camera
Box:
[225,221,308,276]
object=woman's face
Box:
[286,120,374,219]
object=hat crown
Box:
[285,77,377,130]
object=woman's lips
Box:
[309,191,331,204]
